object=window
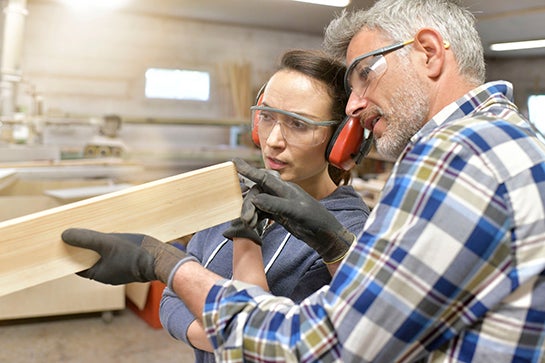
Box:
[145,68,210,101]
[527,94,545,142]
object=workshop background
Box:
[0,0,544,362]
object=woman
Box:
[159,49,370,362]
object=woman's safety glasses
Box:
[344,38,414,98]
[251,105,338,146]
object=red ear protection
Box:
[251,82,372,169]
[251,88,265,147]
[326,116,373,171]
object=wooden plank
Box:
[0,161,242,297]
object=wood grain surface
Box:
[0,161,242,297]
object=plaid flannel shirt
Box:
[203,81,545,362]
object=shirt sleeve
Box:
[202,129,519,362]
[159,231,208,344]
[203,279,339,362]
[159,286,196,344]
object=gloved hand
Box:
[232,158,356,264]
[223,186,263,245]
[223,218,263,245]
[62,228,195,286]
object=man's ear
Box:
[413,28,449,78]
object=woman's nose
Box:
[265,122,286,147]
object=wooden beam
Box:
[0,161,242,297]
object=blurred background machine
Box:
[83,114,128,159]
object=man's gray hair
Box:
[323,0,485,84]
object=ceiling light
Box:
[291,0,350,7]
[490,39,545,52]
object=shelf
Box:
[1,115,250,127]
[44,183,133,203]
[129,146,260,160]
[123,116,249,126]
[0,169,17,192]
[0,158,144,180]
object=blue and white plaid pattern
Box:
[203,81,545,362]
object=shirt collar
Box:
[411,81,515,143]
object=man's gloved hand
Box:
[62,228,195,286]
[232,158,356,264]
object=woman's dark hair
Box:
[278,49,351,185]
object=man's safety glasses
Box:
[251,105,338,146]
[344,38,414,98]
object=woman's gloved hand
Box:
[222,218,263,245]
[232,158,356,264]
[223,185,264,245]
[223,168,280,246]
[62,228,196,287]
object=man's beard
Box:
[374,68,429,161]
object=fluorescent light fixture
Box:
[490,39,545,52]
[292,0,350,7]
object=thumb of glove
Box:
[222,218,262,245]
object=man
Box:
[62,0,545,361]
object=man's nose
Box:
[345,92,368,119]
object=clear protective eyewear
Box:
[251,105,339,146]
[344,38,415,98]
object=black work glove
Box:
[223,168,281,246]
[223,186,263,245]
[233,158,356,264]
[223,218,263,245]
[62,228,194,286]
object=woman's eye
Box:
[286,118,308,131]
[260,111,274,122]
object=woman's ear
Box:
[413,28,449,78]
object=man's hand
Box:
[232,158,356,264]
[62,228,193,286]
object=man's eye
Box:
[357,66,371,82]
